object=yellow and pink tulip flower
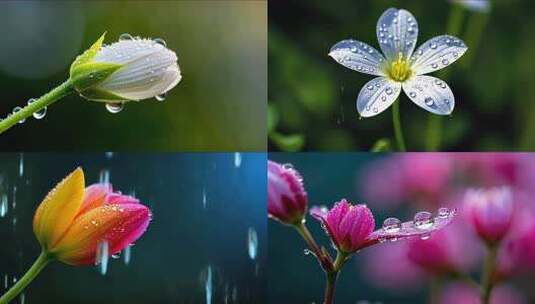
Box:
[0,167,151,304]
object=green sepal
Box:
[70,62,123,93]
[70,32,107,74]
[79,87,128,103]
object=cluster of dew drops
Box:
[103,33,168,114]
[1,98,47,125]
[380,207,453,242]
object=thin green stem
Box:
[294,221,333,272]
[0,251,51,304]
[481,245,498,304]
[425,4,465,151]
[323,252,347,304]
[392,101,406,151]
[0,80,74,135]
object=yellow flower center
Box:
[386,52,412,82]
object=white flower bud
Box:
[70,33,181,102]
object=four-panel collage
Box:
[1,0,534,304]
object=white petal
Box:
[376,8,418,61]
[410,35,467,75]
[94,38,181,100]
[402,75,454,115]
[329,39,386,76]
[357,77,401,117]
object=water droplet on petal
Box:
[154,38,167,47]
[385,87,393,95]
[437,207,450,218]
[105,103,124,114]
[382,217,401,233]
[420,233,431,240]
[413,211,434,229]
[425,97,434,106]
[409,92,417,98]
[381,96,387,102]
[155,93,167,102]
[442,59,450,65]
[119,33,133,41]
[430,43,437,49]
[431,63,439,69]
[367,85,374,90]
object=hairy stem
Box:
[324,252,347,304]
[481,245,498,304]
[0,251,50,304]
[392,101,406,151]
[0,80,74,135]
[295,221,332,271]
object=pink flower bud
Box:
[464,187,514,245]
[267,161,307,225]
[312,199,375,253]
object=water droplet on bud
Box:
[155,93,167,102]
[105,103,124,114]
[413,211,434,229]
[382,217,401,233]
[119,33,133,41]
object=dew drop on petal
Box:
[430,43,437,49]
[282,163,294,170]
[437,207,450,218]
[381,96,387,102]
[409,92,417,98]
[119,33,133,41]
[367,85,374,90]
[413,211,434,229]
[385,87,393,95]
[420,233,431,240]
[105,103,124,114]
[154,38,167,47]
[431,63,439,69]
[424,97,434,106]
[155,93,167,102]
[382,217,401,233]
[442,58,450,65]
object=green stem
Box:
[0,80,74,135]
[0,251,51,304]
[323,252,347,304]
[480,245,498,304]
[392,101,406,151]
[425,4,465,151]
[294,221,333,271]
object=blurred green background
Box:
[0,153,266,303]
[0,1,266,151]
[268,0,535,151]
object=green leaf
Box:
[70,32,107,74]
[70,62,123,93]
[370,138,392,152]
[269,132,305,152]
[267,104,279,133]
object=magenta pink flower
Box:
[268,160,307,225]
[464,187,514,245]
[310,199,456,254]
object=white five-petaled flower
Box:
[329,8,468,117]
[70,33,181,103]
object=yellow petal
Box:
[33,167,85,250]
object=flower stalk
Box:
[392,101,406,151]
[0,251,50,304]
[480,244,498,304]
[0,80,74,135]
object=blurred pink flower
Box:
[361,154,452,210]
[464,187,514,245]
[454,153,521,187]
[407,224,476,276]
[267,160,307,225]
[439,283,525,304]
[310,200,456,254]
[363,242,425,292]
